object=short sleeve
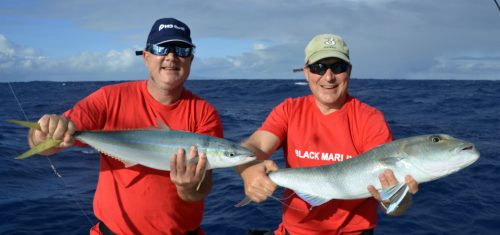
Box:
[259,99,290,142]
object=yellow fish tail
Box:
[15,139,63,159]
[7,120,41,130]
[7,119,61,159]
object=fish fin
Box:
[234,196,252,207]
[379,182,410,214]
[196,170,206,191]
[121,159,138,168]
[295,191,331,207]
[7,119,41,130]
[15,139,62,159]
[155,118,171,130]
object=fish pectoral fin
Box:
[296,191,331,207]
[7,120,41,130]
[15,139,62,159]
[379,182,410,215]
[234,196,252,208]
[196,170,206,191]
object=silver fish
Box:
[267,134,479,212]
[9,120,256,170]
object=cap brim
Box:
[156,39,195,47]
[307,51,350,64]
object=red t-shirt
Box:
[260,95,392,235]
[64,81,223,235]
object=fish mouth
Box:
[241,155,257,163]
[439,144,480,175]
[455,144,480,165]
[419,143,480,179]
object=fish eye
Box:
[430,136,441,143]
[225,151,235,157]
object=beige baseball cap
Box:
[304,34,350,64]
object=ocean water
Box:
[0,79,499,235]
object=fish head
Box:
[401,134,480,182]
[205,140,256,169]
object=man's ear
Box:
[303,66,309,82]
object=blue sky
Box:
[1,0,499,81]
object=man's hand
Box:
[237,160,279,203]
[29,114,76,155]
[368,169,419,216]
[170,146,212,201]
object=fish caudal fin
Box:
[7,119,62,159]
[16,139,63,159]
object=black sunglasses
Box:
[145,44,194,57]
[307,62,349,75]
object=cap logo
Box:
[158,24,186,32]
[324,37,336,46]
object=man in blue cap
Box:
[26,18,222,235]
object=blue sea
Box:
[0,79,499,235]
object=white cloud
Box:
[0,34,145,81]
[253,43,266,51]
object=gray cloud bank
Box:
[1,0,499,81]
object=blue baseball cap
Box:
[136,18,194,55]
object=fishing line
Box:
[495,0,500,11]
[7,82,95,227]
[269,193,313,213]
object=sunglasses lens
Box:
[309,64,325,75]
[332,63,348,74]
[151,45,167,55]
[174,47,193,57]
[148,45,193,57]
[308,63,348,75]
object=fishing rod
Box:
[495,0,500,11]
[7,82,95,227]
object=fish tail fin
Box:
[15,139,62,160]
[7,119,41,130]
[7,120,62,159]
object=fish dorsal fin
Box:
[295,191,331,207]
[379,182,410,214]
[155,118,171,130]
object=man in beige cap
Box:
[237,34,419,235]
